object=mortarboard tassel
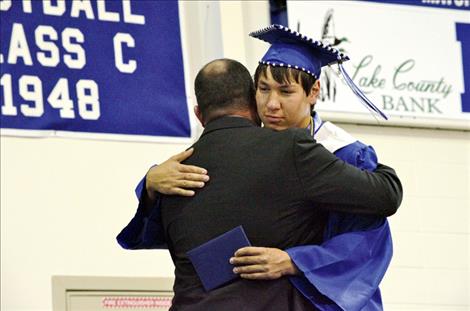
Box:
[338,62,388,120]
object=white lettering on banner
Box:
[19,75,44,117]
[1,0,146,25]
[456,0,470,7]
[0,0,148,125]
[123,0,145,25]
[0,74,17,116]
[70,0,95,20]
[113,33,136,74]
[97,0,119,23]
[422,0,470,7]
[48,78,75,119]
[7,23,33,66]
[76,79,100,120]
[0,0,11,11]
[0,74,101,120]
[35,25,60,67]
[22,0,32,13]
[4,24,87,69]
[62,28,86,69]
[43,0,65,16]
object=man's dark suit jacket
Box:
[161,116,402,311]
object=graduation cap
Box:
[250,24,387,120]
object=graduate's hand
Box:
[230,247,299,280]
[146,148,209,198]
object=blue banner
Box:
[364,0,470,11]
[0,0,191,140]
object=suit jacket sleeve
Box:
[292,129,402,216]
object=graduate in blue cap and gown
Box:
[117,24,394,311]
[239,24,392,311]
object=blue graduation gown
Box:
[284,114,392,311]
[117,176,167,249]
[116,115,393,311]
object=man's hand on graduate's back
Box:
[146,148,209,198]
[230,247,299,280]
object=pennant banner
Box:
[0,0,192,141]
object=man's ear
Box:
[308,80,321,107]
[194,105,204,127]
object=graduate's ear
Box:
[194,105,205,127]
[308,80,320,108]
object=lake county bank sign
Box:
[288,0,470,126]
[351,54,456,115]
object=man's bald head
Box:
[194,59,256,124]
[200,59,230,76]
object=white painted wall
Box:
[1,1,469,310]
[340,124,470,311]
[0,136,183,310]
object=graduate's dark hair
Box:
[195,59,256,119]
[254,64,317,96]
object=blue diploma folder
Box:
[187,225,251,291]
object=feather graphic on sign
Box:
[318,10,387,120]
[320,9,341,103]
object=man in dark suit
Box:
[157,58,402,310]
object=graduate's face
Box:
[256,68,317,131]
